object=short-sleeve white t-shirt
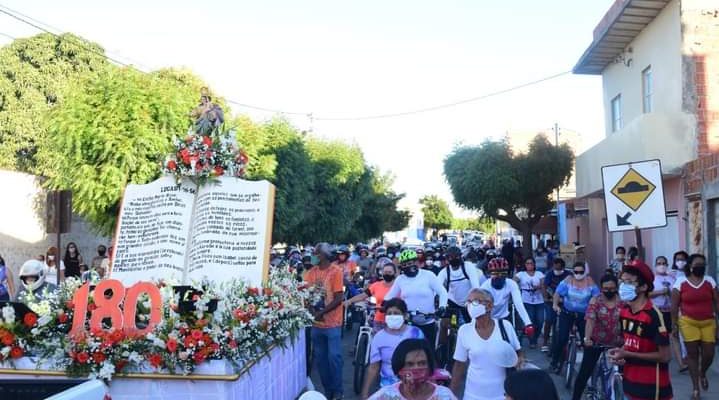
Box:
[453,319,520,400]
[516,271,545,305]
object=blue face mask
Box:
[491,276,506,289]
[619,282,637,302]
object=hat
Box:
[623,260,655,292]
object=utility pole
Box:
[553,123,562,245]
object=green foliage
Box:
[42,66,210,234]
[444,134,574,252]
[0,33,108,173]
[452,216,495,233]
[419,195,453,230]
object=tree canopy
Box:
[451,216,495,234]
[443,134,573,254]
[419,195,453,231]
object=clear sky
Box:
[0,0,614,216]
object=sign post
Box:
[46,190,72,285]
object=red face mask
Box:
[398,367,430,385]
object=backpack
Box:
[498,319,517,375]
[444,264,470,290]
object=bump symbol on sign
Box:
[611,168,656,211]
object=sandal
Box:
[701,376,709,391]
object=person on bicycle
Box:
[549,261,599,373]
[438,245,481,324]
[335,244,358,285]
[346,262,398,330]
[542,257,571,352]
[514,256,546,349]
[571,273,623,400]
[385,248,448,350]
[479,257,534,337]
[360,298,424,398]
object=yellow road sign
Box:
[610,168,656,211]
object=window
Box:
[611,94,622,132]
[642,66,652,113]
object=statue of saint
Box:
[190,87,224,136]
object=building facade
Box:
[570,0,719,276]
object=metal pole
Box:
[554,123,561,244]
[55,191,62,285]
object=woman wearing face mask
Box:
[44,246,65,286]
[0,255,15,301]
[450,288,522,400]
[671,253,718,398]
[360,298,424,399]
[650,255,686,372]
[63,242,83,279]
[514,257,546,349]
[542,258,571,352]
[671,250,689,281]
[385,249,449,349]
[347,263,399,331]
[479,258,534,338]
[571,274,623,400]
[549,261,599,373]
[368,338,456,400]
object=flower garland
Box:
[1,266,311,380]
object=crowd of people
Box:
[292,239,719,400]
[0,242,112,302]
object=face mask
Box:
[467,303,487,319]
[603,290,617,300]
[553,269,564,276]
[425,260,433,266]
[692,265,706,277]
[675,260,687,270]
[403,266,419,278]
[48,255,55,261]
[382,274,395,282]
[616,255,625,262]
[655,265,668,274]
[398,367,430,385]
[491,276,506,289]
[449,258,462,268]
[619,282,637,302]
[310,255,320,265]
[574,272,585,280]
[385,315,404,330]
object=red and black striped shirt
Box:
[619,300,672,400]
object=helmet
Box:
[487,257,510,273]
[19,259,46,292]
[446,245,462,260]
[288,247,301,256]
[398,249,419,265]
[335,244,350,256]
[375,246,387,257]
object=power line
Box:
[0,3,572,122]
[0,31,15,40]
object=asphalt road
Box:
[309,323,719,400]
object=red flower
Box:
[167,160,177,171]
[247,287,259,296]
[191,330,203,341]
[23,312,38,327]
[202,136,213,147]
[110,330,124,344]
[209,343,220,353]
[57,312,68,324]
[10,346,23,359]
[65,300,75,309]
[193,352,206,365]
[179,149,191,165]
[1,333,14,346]
[229,340,237,349]
[183,336,196,348]
[213,166,224,176]
[166,338,178,353]
[93,352,106,364]
[76,352,90,364]
[115,360,128,373]
[263,288,273,296]
[147,353,163,368]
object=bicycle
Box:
[563,317,581,389]
[583,346,623,400]
[408,309,442,352]
[436,307,461,371]
[352,300,376,395]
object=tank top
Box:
[64,255,81,278]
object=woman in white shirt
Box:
[450,288,522,400]
[514,257,545,348]
[44,246,65,286]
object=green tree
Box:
[0,33,108,173]
[349,169,411,242]
[452,216,495,234]
[444,134,573,255]
[419,195,453,234]
[42,66,214,234]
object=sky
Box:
[0,0,614,216]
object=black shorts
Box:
[661,311,673,333]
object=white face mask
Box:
[47,255,55,261]
[655,265,668,274]
[385,314,405,330]
[675,260,687,270]
[467,303,487,319]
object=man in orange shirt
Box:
[305,243,345,400]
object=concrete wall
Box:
[0,170,110,288]
[601,0,683,135]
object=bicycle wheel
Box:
[353,333,369,394]
[565,339,577,388]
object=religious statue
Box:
[190,87,224,136]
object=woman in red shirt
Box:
[346,262,397,330]
[671,253,719,398]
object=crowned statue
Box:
[190,87,225,136]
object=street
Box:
[310,323,719,400]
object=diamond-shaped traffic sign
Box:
[610,168,656,211]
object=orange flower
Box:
[166,338,178,353]
[167,160,178,171]
[1,332,14,346]
[76,352,90,364]
[23,312,37,327]
[202,136,213,147]
[10,346,23,359]
[147,353,163,368]
[93,352,106,364]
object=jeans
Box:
[524,303,545,345]
[550,310,585,367]
[571,345,603,400]
[311,326,343,397]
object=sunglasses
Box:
[573,270,585,274]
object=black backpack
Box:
[444,264,470,290]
